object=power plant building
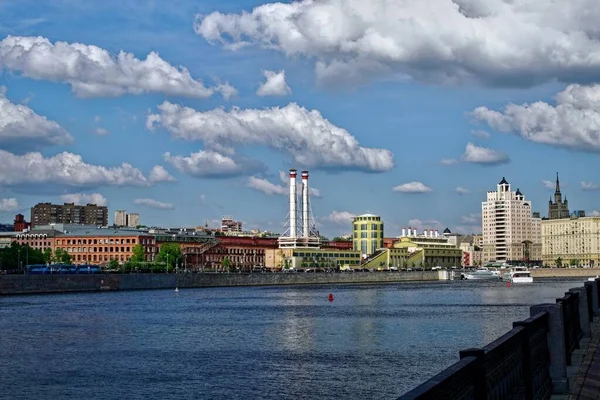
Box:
[352,214,384,257]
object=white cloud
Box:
[407,219,443,231]
[590,210,600,217]
[133,198,174,210]
[164,150,244,178]
[463,142,509,164]
[0,150,148,187]
[325,211,357,225]
[149,165,176,183]
[393,181,432,193]
[582,181,600,191]
[0,35,234,98]
[94,115,101,123]
[256,70,291,97]
[247,177,287,196]
[472,130,490,139]
[440,158,457,165]
[199,194,207,204]
[542,180,555,189]
[0,197,19,212]
[471,84,600,152]
[214,81,238,100]
[195,0,600,87]
[249,173,322,197]
[455,187,470,195]
[147,102,394,172]
[461,213,481,224]
[0,87,72,151]
[94,127,109,135]
[60,193,107,206]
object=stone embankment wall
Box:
[0,271,441,295]
[530,268,600,278]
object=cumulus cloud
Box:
[393,181,432,193]
[164,150,246,178]
[0,150,148,187]
[247,176,287,196]
[590,210,600,217]
[0,35,234,98]
[407,219,443,231]
[149,165,176,183]
[440,158,458,165]
[0,87,72,151]
[455,187,470,195]
[462,142,509,164]
[326,211,357,225]
[60,193,107,206]
[461,213,481,224]
[542,180,555,189]
[472,130,491,139]
[0,198,19,212]
[195,0,600,87]
[582,181,600,191]
[472,84,600,152]
[133,198,174,210]
[257,70,291,97]
[147,102,394,172]
[94,128,109,135]
[249,173,322,197]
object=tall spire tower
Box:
[549,172,569,219]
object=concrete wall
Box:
[530,268,600,278]
[0,271,441,295]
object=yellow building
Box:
[352,214,384,257]
[265,248,361,269]
[361,236,463,270]
[541,216,600,267]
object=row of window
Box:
[353,223,383,230]
[292,252,360,259]
[57,238,143,245]
[58,246,155,253]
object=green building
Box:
[361,236,463,270]
[352,214,384,257]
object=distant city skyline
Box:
[1,1,600,238]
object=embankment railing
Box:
[398,278,600,399]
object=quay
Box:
[398,278,600,399]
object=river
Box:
[0,278,586,399]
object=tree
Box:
[556,257,563,268]
[222,257,234,272]
[569,259,580,267]
[54,248,72,264]
[130,244,145,264]
[108,259,119,270]
[155,243,182,272]
[332,237,351,242]
[43,248,53,264]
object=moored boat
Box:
[502,266,533,283]
[461,268,501,280]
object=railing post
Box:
[513,321,534,400]
[596,278,600,310]
[569,288,590,337]
[584,282,596,319]
[530,304,569,394]
[458,348,486,399]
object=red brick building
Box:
[14,214,30,232]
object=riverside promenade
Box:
[399,278,600,400]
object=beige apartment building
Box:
[541,216,600,267]
[482,177,541,264]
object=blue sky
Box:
[0,0,599,237]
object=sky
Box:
[0,0,599,238]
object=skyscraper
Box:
[481,177,541,264]
[548,173,570,219]
[31,203,108,228]
[115,210,127,227]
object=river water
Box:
[0,278,587,399]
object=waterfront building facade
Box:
[482,177,542,264]
[54,232,156,264]
[352,214,384,257]
[31,202,108,228]
[14,229,61,253]
[541,216,600,267]
[548,173,570,220]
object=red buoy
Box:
[507,282,511,288]
[328,293,334,302]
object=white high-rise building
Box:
[115,210,127,227]
[482,177,541,264]
[127,213,140,228]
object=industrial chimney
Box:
[401,227,406,237]
[301,171,309,238]
[289,169,297,238]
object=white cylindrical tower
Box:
[435,230,439,238]
[424,229,428,238]
[430,229,434,237]
[301,170,309,238]
[401,227,406,237]
[289,169,297,238]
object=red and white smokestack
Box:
[301,170,309,238]
[289,169,297,238]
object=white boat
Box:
[588,276,599,282]
[503,267,533,283]
[461,268,501,280]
